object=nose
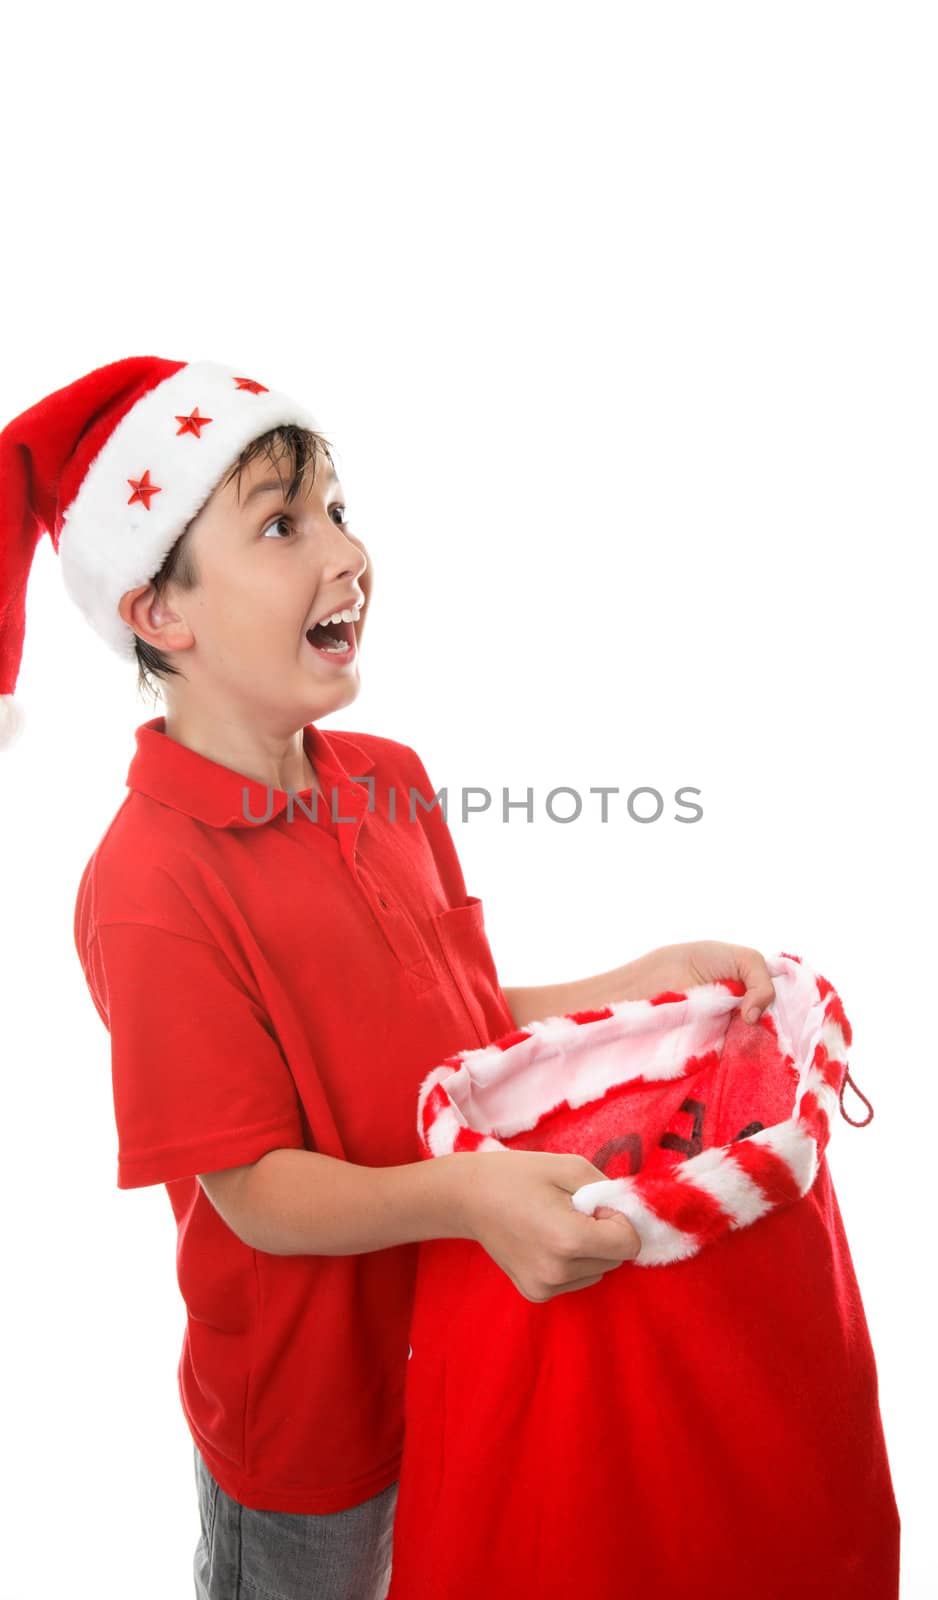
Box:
[328,525,368,589]
[317,525,370,612]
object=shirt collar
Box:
[126,715,376,829]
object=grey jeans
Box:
[193,1442,398,1600]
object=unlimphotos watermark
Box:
[241,779,703,826]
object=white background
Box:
[1,3,934,1595]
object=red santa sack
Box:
[388,953,901,1600]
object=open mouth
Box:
[305,617,357,660]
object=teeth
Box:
[316,637,350,653]
[315,606,361,627]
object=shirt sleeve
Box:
[85,920,308,1190]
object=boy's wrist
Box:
[231,1146,483,1257]
[387,1151,480,1245]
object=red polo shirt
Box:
[74,715,514,1512]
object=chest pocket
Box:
[433,895,514,1048]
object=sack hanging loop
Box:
[839,1066,875,1127]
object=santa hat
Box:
[0,355,323,750]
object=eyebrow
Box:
[242,466,340,505]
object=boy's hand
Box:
[458,1151,642,1301]
[635,940,775,1024]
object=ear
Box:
[117,582,154,638]
[118,582,193,653]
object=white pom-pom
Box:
[0,693,25,750]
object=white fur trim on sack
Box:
[417,953,850,1267]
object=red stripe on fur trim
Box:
[568,1007,615,1026]
[648,990,687,1007]
[453,1125,488,1153]
[823,991,853,1047]
[636,1173,731,1246]
[783,1053,801,1089]
[812,1042,843,1093]
[729,1137,804,1206]
[797,1090,831,1149]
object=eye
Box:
[261,505,349,538]
[262,514,294,540]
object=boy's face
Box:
[122,447,370,729]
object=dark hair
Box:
[134,423,336,704]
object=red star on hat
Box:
[175,407,213,438]
[233,376,270,394]
[127,469,162,509]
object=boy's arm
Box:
[501,955,656,1027]
[502,940,774,1030]
[199,1148,480,1256]
[502,941,777,1029]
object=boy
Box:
[0,355,775,1599]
